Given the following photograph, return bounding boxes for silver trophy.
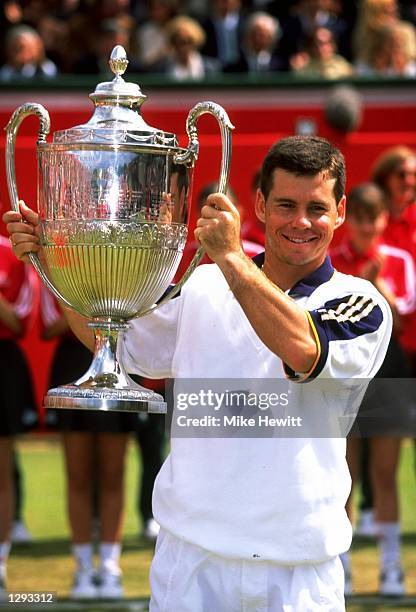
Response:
[6,46,233,413]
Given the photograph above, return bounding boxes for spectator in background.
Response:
[40,287,137,600]
[0,1,22,65]
[352,0,416,74]
[224,11,284,73]
[36,15,72,74]
[292,25,353,79]
[372,147,416,587]
[199,0,246,70]
[0,25,58,81]
[135,0,181,72]
[73,17,141,75]
[331,183,415,596]
[371,146,416,362]
[0,236,37,600]
[355,21,416,77]
[276,0,350,71]
[153,15,220,80]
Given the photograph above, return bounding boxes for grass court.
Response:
[3,436,416,611]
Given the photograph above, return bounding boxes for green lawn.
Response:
[10,435,154,600]
[6,435,416,609]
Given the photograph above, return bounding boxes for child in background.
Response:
[331,182,416,597]
[0,236,37,600]
[41,287,137,600]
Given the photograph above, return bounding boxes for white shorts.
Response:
[149,529,345,612]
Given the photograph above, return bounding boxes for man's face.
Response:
[347,211,388,252]
[386,156,416,213]
[256,168,345,276]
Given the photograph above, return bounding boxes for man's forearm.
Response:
[217,252,318,374]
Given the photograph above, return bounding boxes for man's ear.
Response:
[255,188,266,223]
[334,195,346,229]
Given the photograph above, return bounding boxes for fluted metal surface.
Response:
[42,220,186,318]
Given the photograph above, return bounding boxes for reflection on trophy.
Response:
[6,46,233,413]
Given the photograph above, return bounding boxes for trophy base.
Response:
[44,384,166,414]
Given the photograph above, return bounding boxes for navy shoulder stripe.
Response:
[293,294,385,382]
[314,294,383,341]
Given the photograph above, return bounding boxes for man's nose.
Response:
[292,212,312,228]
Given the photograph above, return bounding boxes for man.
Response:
[4,136,391,611]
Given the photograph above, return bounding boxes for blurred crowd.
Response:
[1,0,416,82]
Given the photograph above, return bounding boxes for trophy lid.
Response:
[53,46,177,147]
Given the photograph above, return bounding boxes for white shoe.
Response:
[11,521,33,545]
[355,510,377,538]
[380,565,405,597]
[97,567,124,599]
[143,518,160,541]
[70,568,98,600]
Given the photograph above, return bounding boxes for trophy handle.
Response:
[5,104,72,307]
[141,101,234,316]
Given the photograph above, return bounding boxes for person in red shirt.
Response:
[40,286,138,600]
[372,145,416,360]
[330,182,415,597]
[0,236,37,598]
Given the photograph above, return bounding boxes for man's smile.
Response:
[282,234,317,244]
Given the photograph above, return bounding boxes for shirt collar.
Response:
[252,252,334,298]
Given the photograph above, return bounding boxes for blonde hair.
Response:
[352,0,401,63]
[166,16,206,49]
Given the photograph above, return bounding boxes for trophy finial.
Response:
[109,45,129,77]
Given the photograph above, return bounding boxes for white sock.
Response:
[72,543,93,571]
[340,551,351,574]
[99,542,121,573]
[378,522,401,570]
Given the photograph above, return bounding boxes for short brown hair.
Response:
[347,182,386,220]
[260,135,346,203]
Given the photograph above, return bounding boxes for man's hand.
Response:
[2,201,41,263]
[194,193,243,264]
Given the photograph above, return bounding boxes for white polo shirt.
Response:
[123,255,392,565]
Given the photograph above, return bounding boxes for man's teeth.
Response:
[286,236,313,243]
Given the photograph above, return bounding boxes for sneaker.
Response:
[143,518,160,541]
[344,570,352,597]
[11,521,33,545]
[97,567,124,600]
[355,510,377,538]
[380,565,405,597]
[70,568,98,600]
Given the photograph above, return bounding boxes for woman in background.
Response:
[0,236,37,599]
[41,287,137,601]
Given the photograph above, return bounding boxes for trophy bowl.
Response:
[6,46,233,413]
